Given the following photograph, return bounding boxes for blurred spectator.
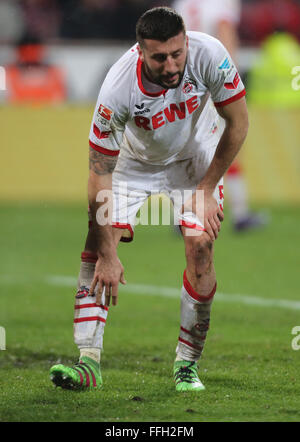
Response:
[59,0,171,40]
[239,0,300,45]
[0,0,25,43]
[2,0,300,44]
[247,31,300,108]
[173,0,268,232]
[5,34,66,104]
[21,0,62,41]
[173,0,241,60]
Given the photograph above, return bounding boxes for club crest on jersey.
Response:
[182,82,193,93]
[182,75,197,93]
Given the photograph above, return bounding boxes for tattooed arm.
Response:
[88,147,126,306]
[88,146,117,246]
[89,146,118,176]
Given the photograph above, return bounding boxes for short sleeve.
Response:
[89,69,128,156]
[203,38,246,107]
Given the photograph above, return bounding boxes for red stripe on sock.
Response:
[81,251,98,263]
[178,336,203,351]
[183,270,217,303]
[180,326,193,336]
[74,316,106,324]
[74,303,108,311]
[180,326,206,340]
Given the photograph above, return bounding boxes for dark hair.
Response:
[136,7,185,46]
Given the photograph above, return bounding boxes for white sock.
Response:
[80,347,101,364]
[175,271,216,362]
[74,253,108,353]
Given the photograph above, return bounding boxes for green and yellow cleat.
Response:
[174,360,205,392]
[50,356,102,391]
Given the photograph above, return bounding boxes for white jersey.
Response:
[172,0,241,36]
[89,31,245,166]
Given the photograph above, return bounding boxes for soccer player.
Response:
[50,7,248,391]
[172,0,267,231]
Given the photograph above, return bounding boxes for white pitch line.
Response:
[45,275,300,311]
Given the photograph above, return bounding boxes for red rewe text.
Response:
[134,95,199,131]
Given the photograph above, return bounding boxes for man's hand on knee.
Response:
[183,190,224,241]
[202,192,224,240]
[89,254,126,307]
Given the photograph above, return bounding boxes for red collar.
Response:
[136,58,166,98]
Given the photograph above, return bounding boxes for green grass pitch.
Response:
[0,202,300,422]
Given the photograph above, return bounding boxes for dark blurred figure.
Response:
[21,0,62,41]
[60,0,120,39]
[240,0,300,45]
[0,0,25,43]
[59,0,171,40]
[5,34,66,104]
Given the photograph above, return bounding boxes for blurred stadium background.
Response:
[0,0,299,203]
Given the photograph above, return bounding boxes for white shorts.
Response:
[111,147,224,242]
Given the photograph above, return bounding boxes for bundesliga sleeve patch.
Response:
[96,104,114,128]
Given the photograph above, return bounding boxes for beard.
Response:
[143,61,186,90]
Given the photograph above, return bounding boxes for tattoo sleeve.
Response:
[89,147,118,175]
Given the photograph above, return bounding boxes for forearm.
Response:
[88,174,116,258]
[88,147,118,258]
[87,147,125,306]
[198,98,249,193]
[197,121,248,192]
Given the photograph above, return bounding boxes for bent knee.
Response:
[185,233,214,269]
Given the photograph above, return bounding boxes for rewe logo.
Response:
[134,95,199,131]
